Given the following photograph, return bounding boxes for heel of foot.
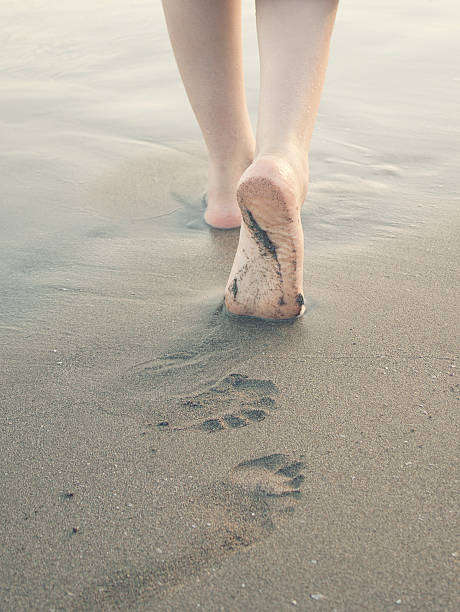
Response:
[203,193,242,230]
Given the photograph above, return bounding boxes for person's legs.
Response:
[162,0,255,229]
[225,0,339,318]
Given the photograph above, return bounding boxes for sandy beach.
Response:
[1,1,459,610]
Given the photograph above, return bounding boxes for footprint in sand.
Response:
[79,454,305,608]
[156,373,279,433]
[231,454,305,496]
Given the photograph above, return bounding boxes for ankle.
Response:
[207,157,253,204]
[209,150,253,178]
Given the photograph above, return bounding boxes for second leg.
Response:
[225,0,339,317]
[162,0,255,229]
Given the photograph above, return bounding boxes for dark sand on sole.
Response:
[1,1,459,610]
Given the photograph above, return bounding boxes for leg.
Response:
[225,0,339,318]
[162,0,255,229]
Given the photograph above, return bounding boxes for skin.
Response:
[161,0,255,229]
[162,0,339,318]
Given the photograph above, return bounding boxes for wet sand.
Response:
[1,1,459,610]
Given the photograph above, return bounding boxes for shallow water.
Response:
[2,0,459,255]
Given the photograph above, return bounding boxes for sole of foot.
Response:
[224,155,306,320]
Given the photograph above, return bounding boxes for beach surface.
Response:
[1,1,459,610]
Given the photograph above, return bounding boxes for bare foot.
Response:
[204,192,241,230]
[224,155,307,319]
[204,157,253,229]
